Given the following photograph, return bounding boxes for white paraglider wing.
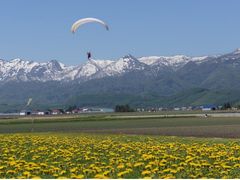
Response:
[71,18,109,33]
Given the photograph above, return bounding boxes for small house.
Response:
[20,110,31,116]
[51,109,63,115]
[37,111,45,115]
[174,107,180,111]
[202,105,217,111]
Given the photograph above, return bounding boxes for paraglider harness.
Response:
[87,52,91,60]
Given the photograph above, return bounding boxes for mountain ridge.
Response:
[0,51,218,82]
[1,48,240,111]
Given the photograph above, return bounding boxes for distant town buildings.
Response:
[19,103,238,116]
[135,104,233,112]
[201,105,217,111]
[19,107,108,116]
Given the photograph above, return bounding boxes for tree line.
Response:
[115,104,134,112]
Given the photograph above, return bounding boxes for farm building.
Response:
[201,105,217,111]
[31,110,51,115]
[19,110,31,116]
[51,109,63,115]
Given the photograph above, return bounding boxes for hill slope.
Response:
[1,49,240,111]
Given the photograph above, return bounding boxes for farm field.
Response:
[1,133,240,179]
[1,113,240,138]
[1,113,240,178]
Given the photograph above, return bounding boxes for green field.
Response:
[1,113,240,138]
[2,113,240,178]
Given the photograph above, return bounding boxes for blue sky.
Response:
[0,0,240,65]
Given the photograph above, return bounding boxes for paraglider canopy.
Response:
[71,17,109,33]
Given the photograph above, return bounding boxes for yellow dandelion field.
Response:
[1,133,240,178]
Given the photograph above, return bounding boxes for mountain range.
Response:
[1,48,240,112]
[0,53,210,82]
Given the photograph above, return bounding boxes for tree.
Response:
[222,102,231,110]
[66,105,77,112]
[115,104,134,112]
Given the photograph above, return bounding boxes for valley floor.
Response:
[1,112,240,138]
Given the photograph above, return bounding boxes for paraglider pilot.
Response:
[87,52,91,60]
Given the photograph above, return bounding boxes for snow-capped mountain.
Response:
[233,48,240,55]
[2,48,240,112]
[0,59,72,82]
[0,55,144,82]
[99,55,147,76]
[139,55,209,68]
[0,49,239,83]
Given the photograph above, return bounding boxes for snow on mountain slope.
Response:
[138,56,161,65]
[63,59,114,80]
[90,59,114,68]
[0,59,39,81]
[139,55,209,68]
[233,48,240,55]
[0,49,238,83]
[0,58,73,81]
[101,55,146,76]
[74,61,100,78]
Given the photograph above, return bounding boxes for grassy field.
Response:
[1,113,240,138]
[1,133,240,179]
